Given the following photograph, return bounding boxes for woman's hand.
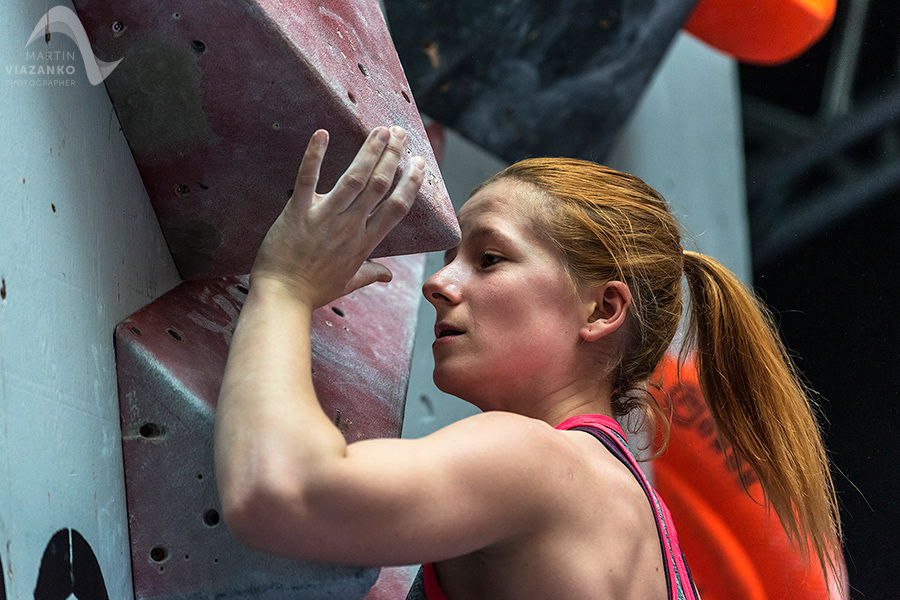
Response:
[250,126,425,309]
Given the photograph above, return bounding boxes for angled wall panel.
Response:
[114,255,425,600]
[73,0,459,279]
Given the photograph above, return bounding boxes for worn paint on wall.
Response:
[0,2,182,598]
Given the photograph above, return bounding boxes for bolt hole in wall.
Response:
[150,546,168,563]
[191,40,206,53]
[139,423,161,439]
[129,325,141,336]
[235,284,249,295]
[111,21,126,37]
[401,90,411,103]
[358,63,369,77]
[203,509,221,527]
[174,184,191,197]
[331,306,344,317]
[166,328,184,341]
[348,91,357,104]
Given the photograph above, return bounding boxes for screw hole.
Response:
[130,326,142,336]
[358,63,369,77]
[166,328,184,342]
[197,473,204,480]
[401,90,411,103]
[191,40,206,53]
[139,423,161,439]
[150,546,168,562]
[236,284,249,295]
[203,509,221,527]
[331,306,345,317]
[173,12,181,19]
[111,21,126,36]
[348,91,357,104]
[272,122,281,130]
[174,184,191,197]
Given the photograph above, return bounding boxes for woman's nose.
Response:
[422,264,462,306]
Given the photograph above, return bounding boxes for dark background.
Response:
[743,1,900,596]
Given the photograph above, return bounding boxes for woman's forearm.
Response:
[214,277,348,535]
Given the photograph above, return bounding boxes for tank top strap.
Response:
[558,415,701,600]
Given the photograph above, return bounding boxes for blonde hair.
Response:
[476,157,842,582]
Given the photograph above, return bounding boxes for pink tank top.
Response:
[406,414,700,600]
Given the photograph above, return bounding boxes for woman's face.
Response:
[422,179,589,411]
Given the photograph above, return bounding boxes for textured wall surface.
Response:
[385,0,701,163]
[0,2,182,599]
[71,0,459,280]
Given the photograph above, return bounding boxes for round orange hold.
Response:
[683,0,837,65]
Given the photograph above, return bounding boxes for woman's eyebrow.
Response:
[464,225,513,246]
[445,225,516,264]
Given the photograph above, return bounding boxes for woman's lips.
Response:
[434,322,465,339]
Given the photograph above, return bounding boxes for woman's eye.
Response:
[481,253,504,268]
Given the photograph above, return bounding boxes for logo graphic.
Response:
[25,6,122,85]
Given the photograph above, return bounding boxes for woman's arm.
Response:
[213,128,577,566]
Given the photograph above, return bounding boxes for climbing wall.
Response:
[73,1,452,597]
[115,257,424,599]
[72,0,459,280]
[383,0,700,163]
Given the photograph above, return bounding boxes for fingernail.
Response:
[412,156,425,170]
[390,125,406,139]
[375,127,391,142]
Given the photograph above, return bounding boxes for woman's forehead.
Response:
[458,179,540,229]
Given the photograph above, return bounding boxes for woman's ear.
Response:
[579,281,631,342]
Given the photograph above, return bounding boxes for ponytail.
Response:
[480,157,842,583]
[680,250,842,581]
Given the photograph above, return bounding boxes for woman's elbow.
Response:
[219,479,304,553]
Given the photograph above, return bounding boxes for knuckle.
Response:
[385,143,404,159]
[296,174,318,188]
[388,195,413,216]
[370,175,393,195]
[342,172,367,191]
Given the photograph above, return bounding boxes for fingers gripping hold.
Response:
[366,156,425,239]
[254,127,426,308]
[292,129,329,210]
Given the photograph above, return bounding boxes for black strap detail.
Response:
[405,565,427,600]
[570,425,676,600]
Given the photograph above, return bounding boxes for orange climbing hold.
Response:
[650,354,847,600]
[684,0,837,65]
